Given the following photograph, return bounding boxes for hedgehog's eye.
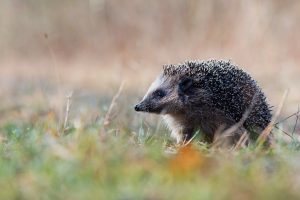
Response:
[153,89,166,99]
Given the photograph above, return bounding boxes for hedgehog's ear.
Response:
[178,78,193,94]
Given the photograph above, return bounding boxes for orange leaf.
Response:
[169,144,205,175]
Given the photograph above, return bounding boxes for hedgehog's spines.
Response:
[163,59,235,77]
[162,59,272,134]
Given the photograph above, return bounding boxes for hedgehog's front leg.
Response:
[171,129,184,144]
[163,114,196,144]
[171,127,194,144]
[170,125,195,144]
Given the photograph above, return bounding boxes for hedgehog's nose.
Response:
[134,104,141,111]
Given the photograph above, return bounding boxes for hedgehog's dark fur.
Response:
[163,60,272,140]
[135,59,272,145]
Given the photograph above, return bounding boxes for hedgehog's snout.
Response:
[135,99,156,113]
[134,103,142,112]
[134,102,147,112]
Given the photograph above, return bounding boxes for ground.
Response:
[0,60,300,200]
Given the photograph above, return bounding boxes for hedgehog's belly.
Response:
[162,111,242,144]
[162,114,221,144]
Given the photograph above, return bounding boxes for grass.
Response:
[0,79,300,200]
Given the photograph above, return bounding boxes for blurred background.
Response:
[0,0,299,132]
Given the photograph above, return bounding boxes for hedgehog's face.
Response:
[134,75,193,115]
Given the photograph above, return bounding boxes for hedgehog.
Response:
[134,60,272,145]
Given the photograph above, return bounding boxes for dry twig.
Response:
[99,81,125,140]
[62,91,73,134]
[274,109,300,126]
[257,90,289,146]
[232,132,249,151]
[292,105,300,136]
[103,81,125,127]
